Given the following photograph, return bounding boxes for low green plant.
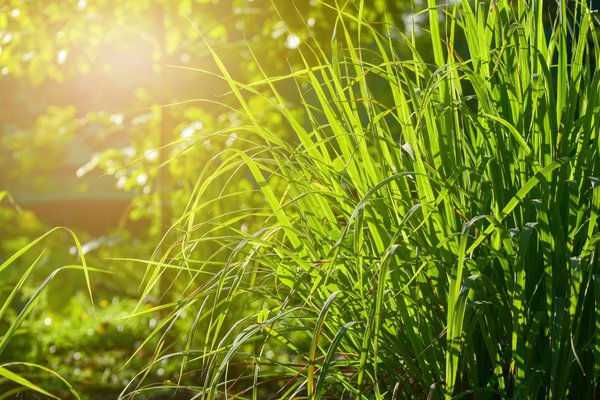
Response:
[134,0,600,399]
[0,199,203,399]
[0,225,94,399]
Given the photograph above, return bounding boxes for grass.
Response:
[137,0,600,398]
[0,226,97,399]
[4,0,600,398]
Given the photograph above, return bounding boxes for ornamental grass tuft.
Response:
[138,1,600,398]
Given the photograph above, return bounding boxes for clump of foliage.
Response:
[138,0,600,399]
[4,293,193,399]
[0,198,204,399]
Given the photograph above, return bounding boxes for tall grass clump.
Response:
[139,0,600,398]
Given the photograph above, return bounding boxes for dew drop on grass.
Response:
[44,317,52,326]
